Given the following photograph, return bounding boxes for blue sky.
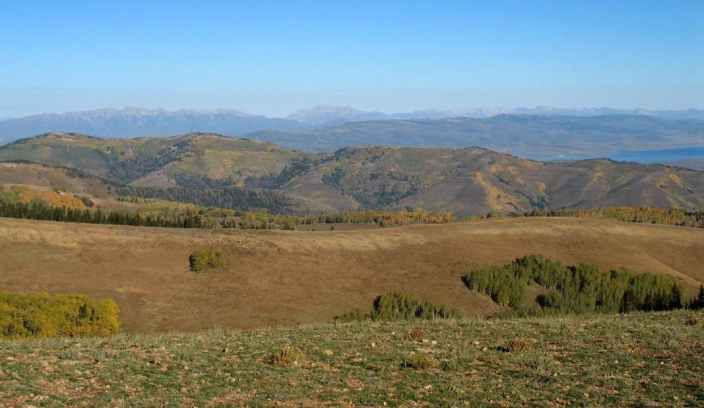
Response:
[0,1,702,117]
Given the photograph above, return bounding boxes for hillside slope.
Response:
[0,217,702,332]
[0,132,306,187]
[0,161,116,198]
[275,147,704,215]
[2,134,704,215]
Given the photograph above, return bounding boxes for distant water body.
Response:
[610,147,704,163]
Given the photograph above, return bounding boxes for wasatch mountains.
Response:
[0,108,306,145]
[1,107,704,160]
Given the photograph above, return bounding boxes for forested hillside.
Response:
[1,133,703,215]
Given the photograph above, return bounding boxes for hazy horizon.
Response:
[2,104,704,122]
[2,1,702,118]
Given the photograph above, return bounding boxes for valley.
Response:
[1,216,702,332]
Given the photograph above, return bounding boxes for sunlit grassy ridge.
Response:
[1,311,702,406]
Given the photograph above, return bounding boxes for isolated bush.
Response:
[0,293,120,338]
[497,339,531,353]
[267,345,306,367]
[400,352,438,370]
[407,327,425,341]
[371,293,459,320]
[335,293,460,322]
[189,248,224,272]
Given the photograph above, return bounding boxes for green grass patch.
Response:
[0,311,702,405]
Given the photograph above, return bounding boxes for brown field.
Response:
[0,217,703,333]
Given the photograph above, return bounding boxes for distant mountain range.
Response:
[287,105,460,126]
[251,114,704,160]
[288,105,704,125]
[1,132,703,215]
[0,108,306,145]
[1,107,704,162]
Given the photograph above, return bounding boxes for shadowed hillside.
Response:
[0,217,702,332]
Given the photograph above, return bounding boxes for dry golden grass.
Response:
[0,216,702,332]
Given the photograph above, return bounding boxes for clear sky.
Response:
[1,0,702,117]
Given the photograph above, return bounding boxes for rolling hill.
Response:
[0,161,117,198]
[1,132,704,215]
[0,132,306,187]
[271,146,704,214]
[0,216,702,332]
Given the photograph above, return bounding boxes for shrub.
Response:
[370,293,460,321]
[400,352,438,370]
[189,248,224,272]
[335,293,460,322]
[497,339,531,353]
[267,345,306,367]
[0,293,120,338]
[407,327,425,341]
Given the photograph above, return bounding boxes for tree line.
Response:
[525,207,704,228]
[463,255,693,315]
[0,198,454,230]
[0,200,208,228]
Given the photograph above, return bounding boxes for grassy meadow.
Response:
[1,310,703,407]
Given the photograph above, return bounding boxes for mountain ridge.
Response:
[2,108,704,161]
[1,132,702,215]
